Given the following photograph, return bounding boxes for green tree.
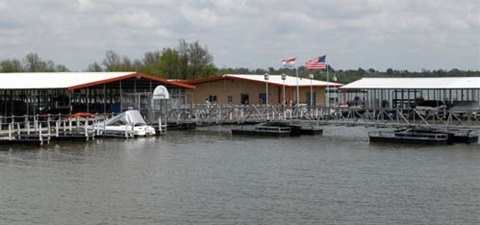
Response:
[140,51,162,76]
[55,64,70,72]
[159,48,180,79]
[0,59,23,72]
[45,60,56,72]
[178,39,189,79]
[102,50,122,71]
[86,62,103,72]
[120,56,134,71]
[24,53,46,72]
[188,41,214,79]
[386,68,394,75]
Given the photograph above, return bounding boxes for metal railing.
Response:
[165,104,480,129]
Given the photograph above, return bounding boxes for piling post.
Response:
[47,120,51,137]
[26,121,31,135]
[158,117,162,134]
[63,119,66,134]
[76,116,80,129]
[85,117,89,141]
[56,120,60,137]
[8,123,12,140]
[39,123,44,146]
[34,115,38,131]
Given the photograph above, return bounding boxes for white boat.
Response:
[93,110,156,137]
[415,100,447,117]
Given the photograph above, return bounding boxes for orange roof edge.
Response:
[184,75,225,84]
[68,72,196,90]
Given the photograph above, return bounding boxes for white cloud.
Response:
[76,0,94,11]
[108,8,159,29]
[0,0,478,71]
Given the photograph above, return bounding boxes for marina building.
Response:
[183,74,343,106]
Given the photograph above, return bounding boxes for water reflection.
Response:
[0,126,479,225]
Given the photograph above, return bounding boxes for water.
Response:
[1,126,479,225]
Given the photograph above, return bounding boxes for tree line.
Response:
[1,39,479,84]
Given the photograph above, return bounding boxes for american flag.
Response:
[305,55,327,70]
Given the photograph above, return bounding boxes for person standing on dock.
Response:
[204,98,210,107]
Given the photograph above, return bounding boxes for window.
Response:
[208,95,217,103]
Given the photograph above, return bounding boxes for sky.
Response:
[0,0,479,72]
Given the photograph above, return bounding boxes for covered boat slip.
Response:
[0,72,194,123]
[0,72,194,144]
[339,77,480,124]
[340,77,480,109]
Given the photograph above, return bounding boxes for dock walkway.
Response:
[1,105,479,145]
[166,104,480,129]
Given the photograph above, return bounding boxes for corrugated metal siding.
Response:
[341,77,480,89]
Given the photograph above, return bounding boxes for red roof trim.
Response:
[224,75,344,87]
[183,74,343,87]
[184,75,225,84]
[67,72,196,90]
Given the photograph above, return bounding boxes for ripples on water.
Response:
[0,125,479,225]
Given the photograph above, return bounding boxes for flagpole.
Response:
[326,55,329,107]
[296,66,299,105]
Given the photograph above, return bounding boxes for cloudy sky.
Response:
[1,0,479,72]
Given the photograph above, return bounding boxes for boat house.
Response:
[0,72,195,123]
[340,77,480,115]
[183,74,343,106]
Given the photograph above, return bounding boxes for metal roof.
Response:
[340,77,480,89]
[224,74,343,87]
[0,72,195,90]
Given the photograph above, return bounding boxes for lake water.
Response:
[1,125,479,225]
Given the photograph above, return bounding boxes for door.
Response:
[258,93,266,105]
[241,94,250,105]
[306,92,316,106]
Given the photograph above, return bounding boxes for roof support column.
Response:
[68,91,72,114]
[103,84,107,114]
[86,88,90,113]
[119,81,123,112]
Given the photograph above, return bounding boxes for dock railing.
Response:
[165,104,480,129]
[0,113,99,144]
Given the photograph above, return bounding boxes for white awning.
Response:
[340,77,480,89]
[0,72,195,90]
[0,72,133,89]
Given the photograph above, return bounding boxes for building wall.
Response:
[186,78,326,106]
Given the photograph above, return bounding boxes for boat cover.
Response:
[96,110,147,127]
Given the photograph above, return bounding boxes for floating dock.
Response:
[231,125,292,137]
[369,127,479,145]
[369,130,449,145]
[231,121,323,137]
[299,125,323,135]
